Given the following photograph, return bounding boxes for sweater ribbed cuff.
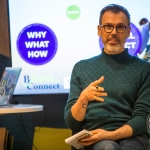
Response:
[65,109,83,131]
[126,116,147,136]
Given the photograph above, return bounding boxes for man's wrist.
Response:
[82,103,87,108]
[79,95,89,108]
[107,125,133,140]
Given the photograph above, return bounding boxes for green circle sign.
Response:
[66,5,80,20]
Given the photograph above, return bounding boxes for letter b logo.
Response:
[24,75,30,83]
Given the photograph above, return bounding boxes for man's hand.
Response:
[71,76,107,121]
[78,129,110,146]
[79,76,107,103]
[78,125,133,146]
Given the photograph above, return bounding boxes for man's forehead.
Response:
[101,11,128,24]
[102,11,126,17]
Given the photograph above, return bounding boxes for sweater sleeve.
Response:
[126,67,150,136]
[64,61,84,131]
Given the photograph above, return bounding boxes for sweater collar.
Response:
[100,48,132,62]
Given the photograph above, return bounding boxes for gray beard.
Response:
[105,43,124,53]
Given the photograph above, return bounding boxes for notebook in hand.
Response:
[0,67,22,106]
[65,129,93,149]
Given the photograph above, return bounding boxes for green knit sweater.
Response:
[64,49,150,142]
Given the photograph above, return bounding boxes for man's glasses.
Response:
[99,24,130,33]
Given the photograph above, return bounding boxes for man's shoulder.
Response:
[72,55,101,71]
[76,55,100,64]
[133,56,150,70]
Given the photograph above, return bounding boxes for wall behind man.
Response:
[0,0,11,76]
[0,0,69,150]
[0,0,10,57]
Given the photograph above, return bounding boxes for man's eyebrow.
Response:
[103,23,127,26]
[116,23,127,26]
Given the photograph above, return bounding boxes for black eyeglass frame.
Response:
[99,24,130,33]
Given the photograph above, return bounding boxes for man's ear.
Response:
[97,25,101,36]
[127,26,131,38]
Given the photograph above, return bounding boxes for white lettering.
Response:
[34,51,40,58]
[27,31,47,39]
[28,50,48,58]
[25,41,50,48]
[33,41,40,48]
[125,42,136,49]
[39,50,48,57]
[128,32,135,39]
[27,32,36,38]
[41,31,47,38]
[25,41,34,48]
[44,41,50,47]
[35,32,41,38]
[130,42,136,49]
[28,51,34,58]
[67,11,79,14]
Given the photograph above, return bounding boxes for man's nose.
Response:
[111,27,117,34]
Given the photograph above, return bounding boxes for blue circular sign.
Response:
[99,22,142,56]
[17,23,58,65]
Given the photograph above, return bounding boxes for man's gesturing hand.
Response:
[79,76,107,103]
